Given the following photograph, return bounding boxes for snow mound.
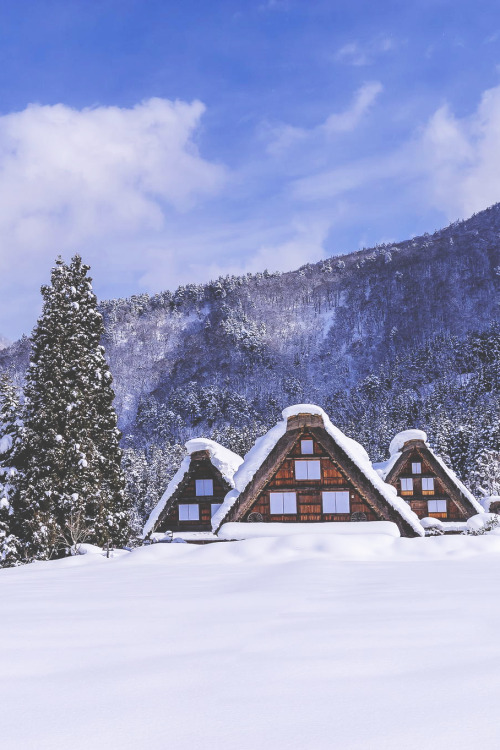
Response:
[218,521,401,540]
[466,513,500,533]
[389,429,427,456]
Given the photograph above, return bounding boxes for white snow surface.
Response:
[218,521,401,539]
[388,428,428,456]
[3,535,500,749]
[213,404,423,535]
[143,438,242,537]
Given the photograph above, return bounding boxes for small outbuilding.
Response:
[374,429,483,521]
[143,438,243,536]
[212,405,424,538]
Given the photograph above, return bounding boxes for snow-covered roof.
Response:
[432,453,484,514]
[389,429,428,457]
[212,404,424,536]
[143,438,243,537]
[378,430,483,515]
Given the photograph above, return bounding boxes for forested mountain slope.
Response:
[2,203,500,522]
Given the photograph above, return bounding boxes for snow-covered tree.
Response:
[19,256,131,560]
[0,373,23,566]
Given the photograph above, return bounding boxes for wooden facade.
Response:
[216,412,421,537]
[154,450,232,533]
[383,438,479,521]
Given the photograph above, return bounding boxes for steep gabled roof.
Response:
[374,429,483,516]
[143,438,243,537]
[212,405,424,537]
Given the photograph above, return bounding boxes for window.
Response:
[179,504,199,521]
[211,503,222,517]
[269,492,297,514]
[195,479,213,496]
[428,499,446,514]
[401,478,413,495]
[422,477,435,494]
[300,439,314,455]
[294,460,321,480]
[412,462,422,474]
[322,491,350,514]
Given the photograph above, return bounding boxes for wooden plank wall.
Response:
[391,449,465,520]
[244,431,378,522]
[156,455,230,532]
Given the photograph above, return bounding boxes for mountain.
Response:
[1,203,500,521]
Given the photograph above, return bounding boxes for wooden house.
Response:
[374,429,483,522]
[143,438,243,536]
[212,405,424,538]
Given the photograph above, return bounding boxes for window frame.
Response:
[422,477,435,495]
[322,491,350,514]
[300,439,314,455]
[269,491,297,515]
[400,477,414,495]
[195,478,214,497]
[294,459,321,480]
[178,503,200,521]
[411,462,422,474]
[428,499,446,515]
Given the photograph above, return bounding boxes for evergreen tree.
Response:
[0,373,23,566]
[19,256,131,559]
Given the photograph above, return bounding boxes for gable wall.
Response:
[156,457,230,532]
[243,431,378,522]
[390,447,466,520]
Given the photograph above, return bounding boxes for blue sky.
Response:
[2,0,500,339]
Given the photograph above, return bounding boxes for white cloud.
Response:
[418,86,500,218]
[335,37,396,66]
[322,82,383,134]
[0,98,226,334]
[267,82,383,154]
[0,98,224,270]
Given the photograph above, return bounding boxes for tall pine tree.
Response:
[0,373,23,566]
[19,256,131,559]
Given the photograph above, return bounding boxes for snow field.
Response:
[1,535,500,749]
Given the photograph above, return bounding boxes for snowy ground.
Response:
[1,534,500,749]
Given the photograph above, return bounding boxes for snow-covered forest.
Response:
[1,203,500,529]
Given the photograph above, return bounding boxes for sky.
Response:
[2,0,500,339]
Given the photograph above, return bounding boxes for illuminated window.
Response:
[401,478,413,495]
[269,492,297,514]
[428,499,446,514]
[195,479,213,496]
[179,504,199,521]
[422,477,435,495]
[294,460,321,480]
[412,462,422,474]
[322,491,350,514]
[301,439,314,455]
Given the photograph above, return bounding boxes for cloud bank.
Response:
[2,84,500,339]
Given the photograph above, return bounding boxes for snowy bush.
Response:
[420,517,444,536]
[463,513,500,536]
